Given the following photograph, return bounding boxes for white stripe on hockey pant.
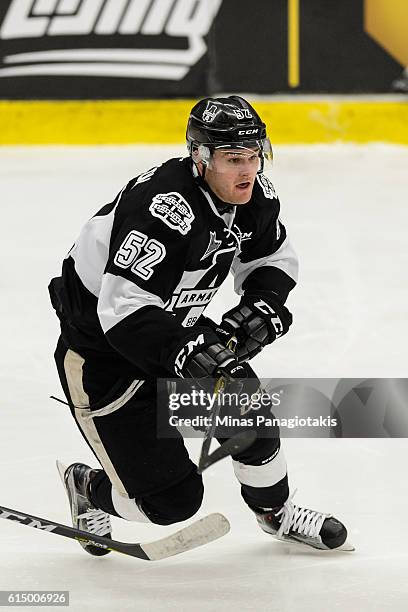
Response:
[63,348,129,498]
[64,349,89,408]
[232,447,287,488]
[74,406,129,498]
[81,379,145,419]
[111,487,152,523]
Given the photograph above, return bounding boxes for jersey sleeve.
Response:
[96,186,197,377]
[231,177,299,304]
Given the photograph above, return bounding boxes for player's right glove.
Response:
[168,328,263,418]
[170,328,246,381]
[220,291,292,362]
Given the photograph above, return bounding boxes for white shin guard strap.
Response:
[232,447,287,487]
[111,487,151,523]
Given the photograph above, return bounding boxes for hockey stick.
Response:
[197,430,257,474]
[0,505,230,561]
[197,337,257,474]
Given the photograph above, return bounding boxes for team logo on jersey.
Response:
[257,174,278,200]
[201,231,222,260]
[149,192,194,235]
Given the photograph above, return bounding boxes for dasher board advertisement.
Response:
[0,0,403,98]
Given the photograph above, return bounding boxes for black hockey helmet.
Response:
[186,95,272,171]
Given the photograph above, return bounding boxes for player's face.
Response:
[203,148,259,205]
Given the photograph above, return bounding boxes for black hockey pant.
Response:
[54,336,289,525]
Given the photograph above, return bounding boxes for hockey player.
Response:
[49,96,348,555]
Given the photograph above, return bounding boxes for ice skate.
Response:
[254,491,354,551]
[56,460,112,556]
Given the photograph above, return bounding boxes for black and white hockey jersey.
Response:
[49,157,298,379]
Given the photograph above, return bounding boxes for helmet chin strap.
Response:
[192,160,235,212]
[192,158,207,183]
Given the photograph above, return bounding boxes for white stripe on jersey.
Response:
[97,272,164,333]
[231,236,299,295]
[68,188,125,297]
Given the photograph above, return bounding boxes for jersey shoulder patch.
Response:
[149,191,195,235]
[256,174,278,200]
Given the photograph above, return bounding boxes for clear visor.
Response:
[193,138,273,174]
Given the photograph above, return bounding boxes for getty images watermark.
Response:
[166,387,336,430]
[157,378,408,438]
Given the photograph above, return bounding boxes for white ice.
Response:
[0,144,407,611]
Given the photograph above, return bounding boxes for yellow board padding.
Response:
[0,99,408,145]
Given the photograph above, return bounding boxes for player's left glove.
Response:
[220,292,292,362]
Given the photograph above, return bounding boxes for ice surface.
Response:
[0,144,407,611]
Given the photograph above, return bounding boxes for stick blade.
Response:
[140,513,230,561]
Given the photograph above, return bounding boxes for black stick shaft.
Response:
[0,505,147,558]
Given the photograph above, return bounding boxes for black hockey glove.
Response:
[169,329,263,418]
[170,328,247,381]
[220,292,293,362]
[197,315,233,346]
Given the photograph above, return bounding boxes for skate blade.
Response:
[336,541,355,552]
[56,460,67,484]
[279,534,355,552]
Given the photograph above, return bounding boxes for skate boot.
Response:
[57,461,112,556]
[254,491,352,551]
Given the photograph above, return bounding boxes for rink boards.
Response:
[1,98,408,145]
